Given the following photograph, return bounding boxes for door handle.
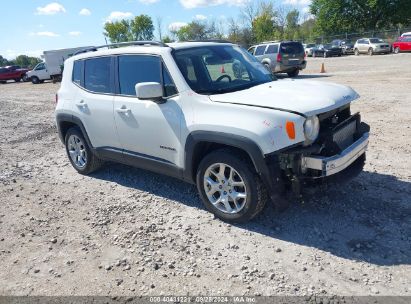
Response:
[116,107,130,114]
[75,100,86,107]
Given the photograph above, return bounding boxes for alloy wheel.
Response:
[67,135,87,169]
[203,163,247,214]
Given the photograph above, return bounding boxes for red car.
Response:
[392,37,411,53]
[0,66,29,83]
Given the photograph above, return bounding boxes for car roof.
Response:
[69,41,234,61]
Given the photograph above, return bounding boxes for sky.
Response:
[0,0,312,60]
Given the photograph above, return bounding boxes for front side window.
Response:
[35,63,45,71]
[84,57,111,94]
[118,55,177,97]
[174,45,274,95]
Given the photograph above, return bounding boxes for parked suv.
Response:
[56,41,370,223]
[354,38,390,55]
[248,41,306,77]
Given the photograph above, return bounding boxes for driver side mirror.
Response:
[135,82,164,103]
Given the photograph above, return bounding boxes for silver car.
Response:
[248,41,307,77]
[354,38,391,55]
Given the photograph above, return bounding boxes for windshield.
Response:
[173,45,275,95]
[370,38,384,43]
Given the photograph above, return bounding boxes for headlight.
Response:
[303,115,320,145]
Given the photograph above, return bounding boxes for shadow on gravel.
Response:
[93,165,410,267]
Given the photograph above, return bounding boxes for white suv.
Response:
[56,41,370,223]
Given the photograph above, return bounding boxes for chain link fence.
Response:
[308,26,411,44]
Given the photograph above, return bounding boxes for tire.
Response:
[368,48,373,56]
[64,127,103,175]
[354,49,359,56]
[196,149,268,223]
[312,52,316,58]
[323,52,328,58]
[263,63,271,73]
[22,74,29,82]
[31,76,40,84]
[287,69,299,77]
[394,47,400,54]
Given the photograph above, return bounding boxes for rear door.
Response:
[279,42,304,66]
[264,44,279,68]
[71,57,120,150]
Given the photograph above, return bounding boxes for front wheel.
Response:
[65,127,103,175]
[196,149,267,223]
[368,48,374,56]
[31,76,40,84]
[354,49,360,56]
[394,47,400,54]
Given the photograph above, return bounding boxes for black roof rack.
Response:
[73,41,168,56]
[184,39,232,44]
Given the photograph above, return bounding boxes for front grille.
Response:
[333,120,356,150]
[315,106,362,156]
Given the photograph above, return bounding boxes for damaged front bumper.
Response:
[301,132,369,177]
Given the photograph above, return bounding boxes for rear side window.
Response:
[84,57,111,94]
[72,61,82,86]
[118,55,177,97]
[280,42,304,54]
[254,45,267,56]
[265,44,279,54]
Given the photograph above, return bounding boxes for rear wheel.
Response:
[65,127,103,175]
[394,47,400,54]
[354,49,360,56]
[287,69,300,77]
[31,76,40,84]
[196,149,267,223]
[368,48,374,56]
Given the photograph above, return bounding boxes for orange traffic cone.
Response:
[320,62,326,73]
[221,65,225,73]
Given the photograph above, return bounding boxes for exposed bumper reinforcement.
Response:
[301,132,369,177]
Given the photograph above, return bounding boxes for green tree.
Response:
[173,21,210,41]
[0,55,9,66]
[161,36,173,43]
[130,14,154,41]
[104,19,131,43]
[103,15,154,43]
[252,10,276,42]
[311,0,411,35]
[284,9,300,40]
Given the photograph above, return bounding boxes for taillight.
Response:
[276,53,282,62]
[55,93,58,104]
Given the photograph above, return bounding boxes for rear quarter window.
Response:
[72,61,83,86]
[265,44,279,54]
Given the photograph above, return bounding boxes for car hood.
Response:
[208,79,359,117]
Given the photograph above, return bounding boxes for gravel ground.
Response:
[0,53,410,297]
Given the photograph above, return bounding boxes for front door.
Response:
[113,54,181,166]
[33,63,50,80]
